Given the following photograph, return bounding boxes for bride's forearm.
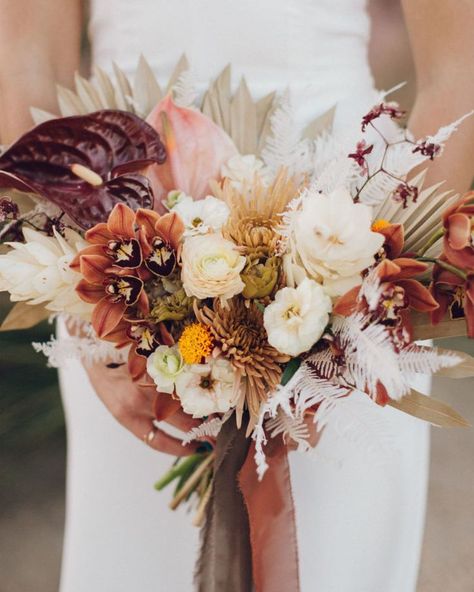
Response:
[408,86,474,194]
[402,0,474,195]
[0,0,82,144]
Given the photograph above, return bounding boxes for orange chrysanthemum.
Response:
[178,323,214,364]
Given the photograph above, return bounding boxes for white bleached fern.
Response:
[398,345,461,375]
[181,413,231,445]
[32,332,127,368]
[261,90,311,175]
[333,313,406,400]
[265,409,310,451]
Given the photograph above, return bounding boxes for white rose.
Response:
[264,278,332,356]
[0,226,92,319]
[181,234,245,302]
[291,187,384,295]
[172,195,230,236]
[147,346,184,394]
[175,357,236,418]
[221,154,270,190]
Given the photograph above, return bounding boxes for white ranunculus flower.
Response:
[221,154,270,190]
[290,187,384,295]
[147,345,184,394]
[172,195,230,236]
[175,357,236,418]
[0,226,93,319]
[181,234,245,302]
[264,278,332,356]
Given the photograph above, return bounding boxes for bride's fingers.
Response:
[132,415,199,456]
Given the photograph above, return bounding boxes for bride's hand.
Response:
[84,360,202,456]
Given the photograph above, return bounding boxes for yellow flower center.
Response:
[178,323,214,364]
[371,219,390,232]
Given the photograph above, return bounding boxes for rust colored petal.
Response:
[70,244,105,271]
[333,285,361,316]
[75,279,104,303]
[379,223,404,259]
[155,211,185,252]
[375,258,402,281]
[100,320,130,346]
[92,298,127,338]
[80,254,111,284]
[106,203,136,238]
[153,392,182,421]
[447,212,471,250]
[398,279,439,312]
[85,222,114,245]
[393,257,429,279]
[128,348,148,381]
[465,278,474,338]
[136,208,161,237]
[443,236,474,270]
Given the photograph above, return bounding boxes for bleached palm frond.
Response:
[181,413,231,445]
[262,90,311,175]
[173,69,198,108]
[333,313,406,400]
[398,345,461,375]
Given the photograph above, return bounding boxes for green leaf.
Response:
[281,357,301,386]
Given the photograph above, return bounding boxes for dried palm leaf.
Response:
[388,389,470,428]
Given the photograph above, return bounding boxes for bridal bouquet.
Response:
[1,58,473,591]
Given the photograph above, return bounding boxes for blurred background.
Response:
[0,1,473,591]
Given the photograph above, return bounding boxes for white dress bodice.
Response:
[89,0,374,126]
[58,4,429,592]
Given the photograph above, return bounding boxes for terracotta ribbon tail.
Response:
[239,436,301,592]
[195,417,254,592]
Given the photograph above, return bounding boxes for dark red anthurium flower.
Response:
[0,111,166,229]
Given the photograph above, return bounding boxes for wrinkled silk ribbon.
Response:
[195,418,300,592]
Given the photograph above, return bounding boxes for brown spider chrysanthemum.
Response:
[212,169,302,259]
[195,298,290,423]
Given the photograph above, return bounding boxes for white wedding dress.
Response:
[58,1,430,590]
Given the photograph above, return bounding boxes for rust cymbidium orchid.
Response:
[72,202,185,346]
[334,222,439,318]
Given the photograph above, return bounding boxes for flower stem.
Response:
[416,256,467,280]
[193,478,213,527]
[418,227,445,256]
[169,452,215,510]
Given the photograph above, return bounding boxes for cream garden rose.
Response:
[146,346,184,394]
[290,187,384,295]
[221,154,270,190]
[181,234,245,301]
[175,357,236,418]
[0,226,92,319]
[263,278,332,356]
